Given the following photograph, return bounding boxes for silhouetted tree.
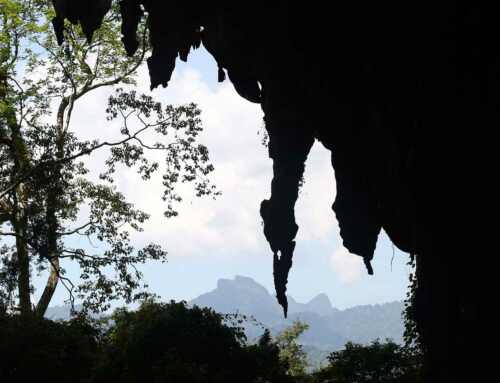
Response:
[96,300,292,383]
[0,0,217,316]
[244,329,295,383]
[0,310,102,382]
[313,339,423,383]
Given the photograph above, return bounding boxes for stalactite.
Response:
[50,3,492,381]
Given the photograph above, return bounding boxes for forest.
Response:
[1,300,424,382]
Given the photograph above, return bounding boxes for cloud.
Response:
[330,247,364,283]
[295,143,338,242]
[67,62,341,259]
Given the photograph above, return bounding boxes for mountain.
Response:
[193,276,280,325]
[190,276,404,353]
[301,293,335,317]
[46,275,405,366]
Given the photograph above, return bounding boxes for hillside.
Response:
[47,275,405,367]
[190,276,404,351]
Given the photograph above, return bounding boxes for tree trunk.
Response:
[35,255,59,317]
[34,98,69,316]
[3,70,33,316]
[35,176,62,317]
[13,210,31,316]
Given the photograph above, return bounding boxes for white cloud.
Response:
[330,247,364,283]
[67,62,341,259]
[295,143,338,242]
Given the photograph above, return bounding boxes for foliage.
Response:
[275,320,310,377]
[0,301,423,383]
[99,300,244,382]
[95,300,291,383]
[0,311,103,382]
[313,339,423,383]
[244,329,295,383]
[403,255,422,349]
[0,0,217,316]
[0,301,288,382]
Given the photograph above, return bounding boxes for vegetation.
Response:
[275,320,310,377]
[0,301,423,383]
[102,301,248,382]
[312,340,423,383]
[101,301,295,383]
[0,301,294,383]
[403,255,422,349]
[0,0,217,316]
[0,312,100,382]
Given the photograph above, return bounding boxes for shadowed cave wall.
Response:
[52,1,492,381]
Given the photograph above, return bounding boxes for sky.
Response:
[34,47,412,310]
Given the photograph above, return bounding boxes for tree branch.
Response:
[74,25,148,101]
[0,136,12,148]
[56,221,94,236]
[0,231,18,237]
[0,123,150,199]
[61,249,106,262]
[33,38,77,94]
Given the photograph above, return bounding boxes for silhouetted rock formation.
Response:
[51,2,490,381]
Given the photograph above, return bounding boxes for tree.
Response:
[275,320,310,377]
[244,329,294,383]
[1,300,294,382]
[313,339,423,383]
[0,0,217,316]
[0,310,102,382]
[97,300,293,383]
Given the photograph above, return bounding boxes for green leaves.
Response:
[276,320,310,376]
[104,88,219,218]
[0,1,216,316]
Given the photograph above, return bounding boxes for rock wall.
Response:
[52,2,492,381]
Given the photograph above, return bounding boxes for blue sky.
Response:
[34,47,412,310]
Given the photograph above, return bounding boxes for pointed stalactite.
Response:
[147,49,177,90]
[227,69,261,103]
[260,115,314,317]
[261,198,297,317]
[52,0,112,45]
[272,241,295,318]
[80,0,112,43]
[51,16,65,46]
[364,258,374,275]
[119,0,144,56]
[179,45,191,62]
[218,66,226,82]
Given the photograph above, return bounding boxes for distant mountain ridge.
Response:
[190,276,404,352]
[46,275,404,366]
